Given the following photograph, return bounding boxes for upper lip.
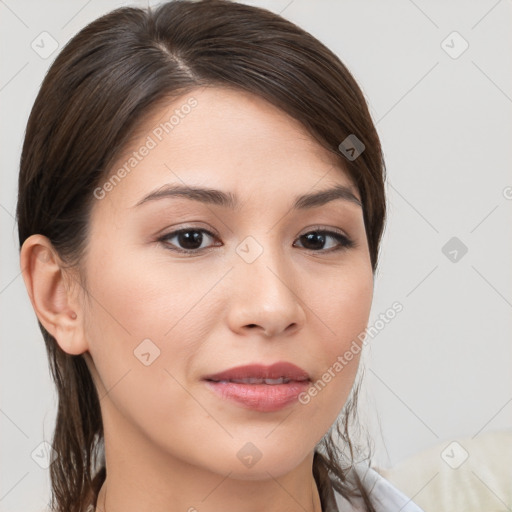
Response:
[203,362,310,382]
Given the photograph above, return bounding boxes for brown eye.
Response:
[294,230,355,252]
[159,228,218,253]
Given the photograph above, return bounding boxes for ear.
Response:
[20,234,89,355]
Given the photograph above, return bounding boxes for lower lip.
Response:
[204,380,311,412]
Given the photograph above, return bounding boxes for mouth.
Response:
[202,362,311,412]
[206,377,306,384]
[203,361,311,383]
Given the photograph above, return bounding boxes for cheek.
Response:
[80,242,175,386]
[299,263,373,414]
[84,238,195,342]
[307,260,374,350]
[81,236,225,405]
[81,251,209,443]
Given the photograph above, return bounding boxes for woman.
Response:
[17,1,424,511]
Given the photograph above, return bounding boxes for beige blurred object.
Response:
[374,429,512,512]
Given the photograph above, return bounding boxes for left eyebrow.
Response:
[133,183,362,209]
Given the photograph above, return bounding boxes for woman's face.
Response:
[79,86,374,479]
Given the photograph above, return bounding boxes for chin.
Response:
[224,462,301,481]
[223,444,310,481]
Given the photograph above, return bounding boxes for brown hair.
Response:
[16,1,386,511]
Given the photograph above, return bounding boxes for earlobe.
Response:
[20,234,88,355]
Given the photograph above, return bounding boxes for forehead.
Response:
[99,86,357,210]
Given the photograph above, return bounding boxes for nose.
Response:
[226,243,307,339]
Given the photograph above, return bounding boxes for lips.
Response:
[203,362,310,383]
[203,362,311,412]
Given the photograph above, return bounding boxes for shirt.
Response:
[316,463,425,512]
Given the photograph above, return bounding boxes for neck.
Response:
[96,462,323,512]
[94,409,324,512]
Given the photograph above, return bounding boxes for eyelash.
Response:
[157,226,356,254]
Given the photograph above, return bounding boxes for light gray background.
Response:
[1,1,511,511]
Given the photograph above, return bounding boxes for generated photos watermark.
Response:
[298,301,403,404]
[93,96,198,200]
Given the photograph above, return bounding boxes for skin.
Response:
[21,86,374,512]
